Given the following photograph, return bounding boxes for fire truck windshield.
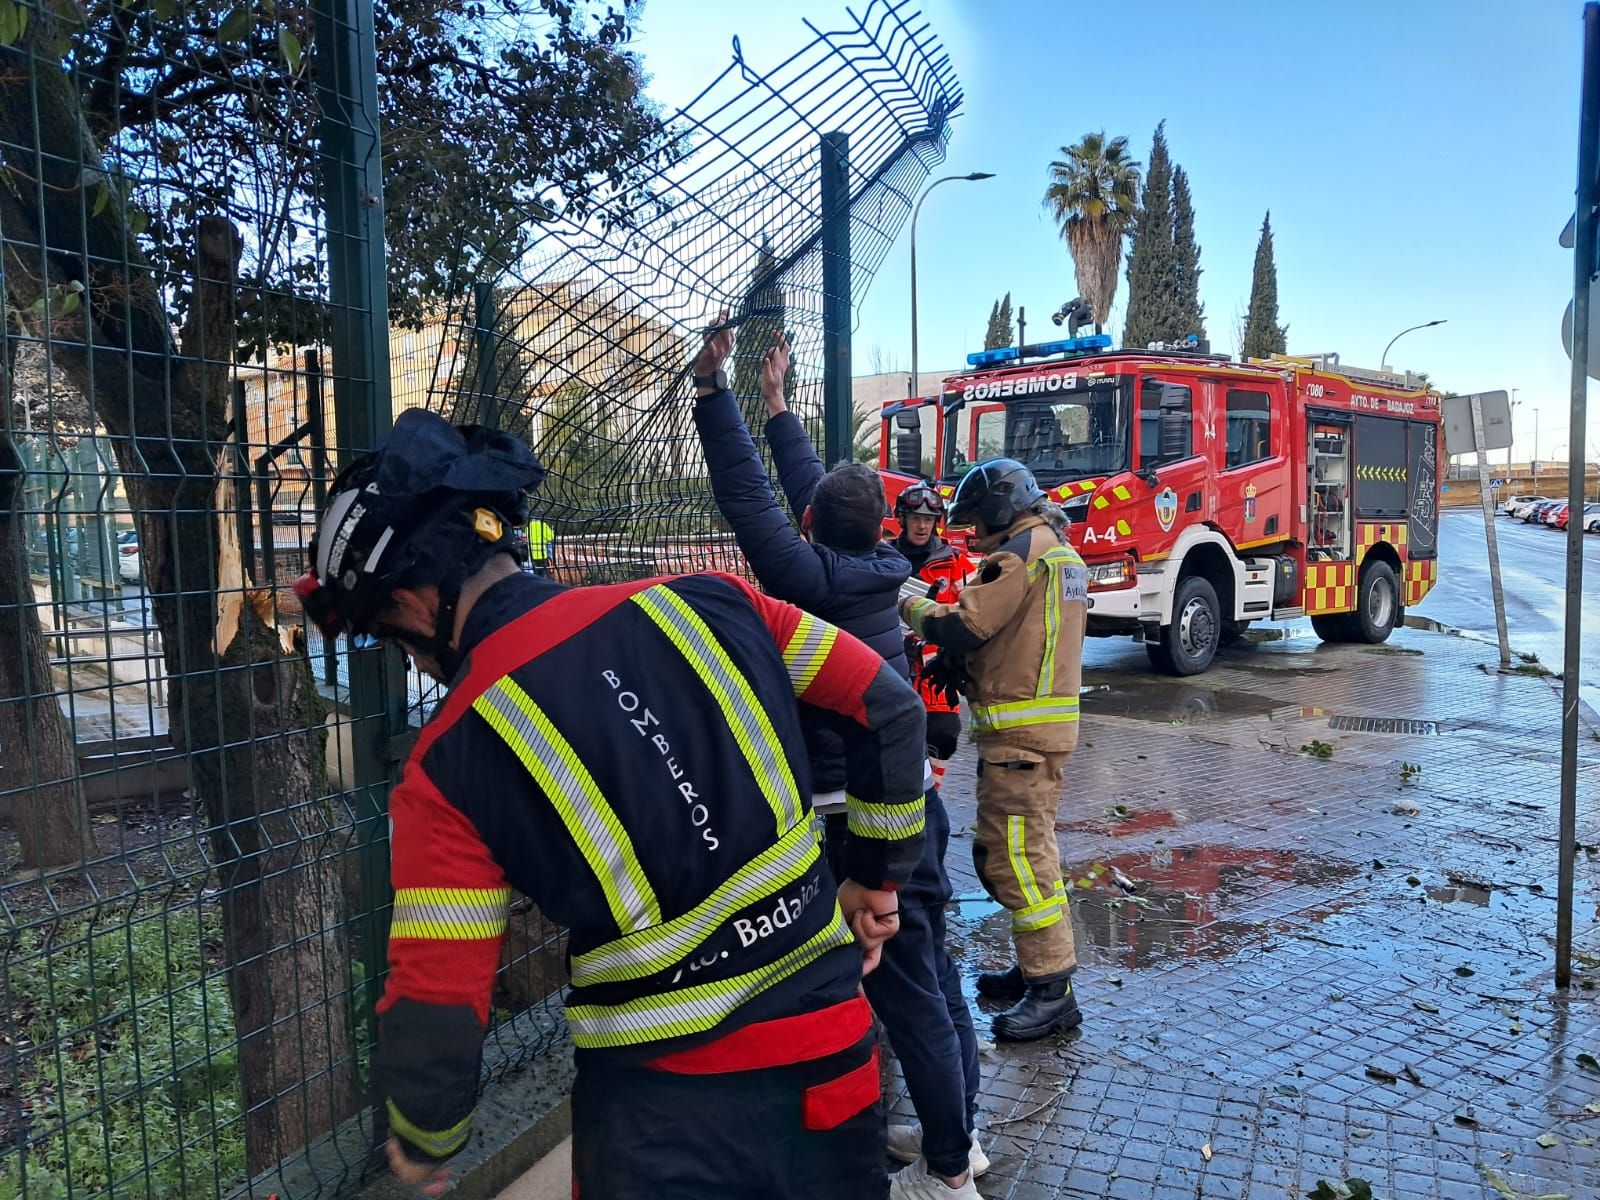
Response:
[954,380,1130,486]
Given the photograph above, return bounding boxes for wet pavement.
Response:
[1426,508,1600,713]
[896,620,1600,1200]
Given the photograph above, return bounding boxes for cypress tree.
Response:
[1122,121,1176,348]
[1241,212,1287,359]
[983,292,1014,349]
[1171,165,1205,339]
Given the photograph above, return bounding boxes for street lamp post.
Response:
[910,172,995,397]
[1379,319,1446,373]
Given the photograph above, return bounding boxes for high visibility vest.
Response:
[525,518,553,561]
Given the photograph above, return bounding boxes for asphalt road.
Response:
[1421,506,1600,710]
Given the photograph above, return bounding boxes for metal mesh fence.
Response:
[427,4,960,580]
[0,2,958,1197]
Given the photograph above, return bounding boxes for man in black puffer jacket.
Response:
[692,321,985,1199]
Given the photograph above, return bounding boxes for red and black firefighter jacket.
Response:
[896,534,974,719]
[372,569,928,1163]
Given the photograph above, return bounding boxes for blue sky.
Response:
[634,0,1594,465]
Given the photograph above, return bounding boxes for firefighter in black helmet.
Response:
[297,408,927,1199]
[900,458,1088,1042]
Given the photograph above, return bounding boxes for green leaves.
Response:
[217,5,252,43]
[1308,1179,1374,1200]
[0,0,29,47]
[278,26,303,72]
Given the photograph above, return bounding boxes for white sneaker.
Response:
[884,1125,990,1177]
[889,1158,981,1200]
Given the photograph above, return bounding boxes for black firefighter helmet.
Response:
[295,408,546,655]
[947,457,1046,531]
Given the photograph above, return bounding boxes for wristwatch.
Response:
[693,367,728,392]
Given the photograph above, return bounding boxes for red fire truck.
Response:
[879,336,1443,675]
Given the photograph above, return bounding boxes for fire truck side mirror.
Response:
[893,411,922,430]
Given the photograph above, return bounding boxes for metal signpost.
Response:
[1442,390,1513,670]
[1556,2,1599,991]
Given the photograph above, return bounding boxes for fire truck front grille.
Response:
[1327,716,1440,736]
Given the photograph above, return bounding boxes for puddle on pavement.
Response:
[946,846,1360,979]
[1079,677,1284,724]
[1426,883,1512,910]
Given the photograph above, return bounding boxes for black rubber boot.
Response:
[975,963,1027,1001]
[992,977,1082,1042]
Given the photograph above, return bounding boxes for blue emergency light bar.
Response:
[965,333,1111,367]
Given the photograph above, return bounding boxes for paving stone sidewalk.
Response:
[911,622,1600,1200]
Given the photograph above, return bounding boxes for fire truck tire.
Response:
[1310,613,1352,642]
[1146,576,1221,676]
[1350,560,1401,644]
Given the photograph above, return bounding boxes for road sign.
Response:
[1561,301,1600,382]
[1442,390,1511,456]
[1490,477,1507,487]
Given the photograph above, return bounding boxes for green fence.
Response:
[0,1,958,1196]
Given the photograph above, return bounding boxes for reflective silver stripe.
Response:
[782,612,836,694]
[846,797,927,839]
[570,820,821,987]
[567,905,855,1049]
[390,886,510,941]
[474,680,660,933]
[970,698,1081,734]
[632,587,803,832]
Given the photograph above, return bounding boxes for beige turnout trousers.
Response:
[972,743,1075,980]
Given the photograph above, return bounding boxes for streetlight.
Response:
[909,172,996,397]
[1379,319,1446,372]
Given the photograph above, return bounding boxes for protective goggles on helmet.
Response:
[895,484,945,519]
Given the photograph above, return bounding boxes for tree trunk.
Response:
[0,421,94,870]
[0,26,356,1170]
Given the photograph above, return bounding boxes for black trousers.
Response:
[826,790,981,1178]
[571,1032,886,1199]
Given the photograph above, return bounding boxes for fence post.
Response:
[312,0,407,1128]
[474,280,501,430]
[821,131,852,465]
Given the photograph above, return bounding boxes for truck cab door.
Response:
[1216,383,1292,546]
[1132,375,1208,559]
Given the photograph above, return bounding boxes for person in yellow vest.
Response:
[524,515,553,576]
[900,458,1087,1042]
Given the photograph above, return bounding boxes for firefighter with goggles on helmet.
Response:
[295,408,928,1199]
[892,484,973,790]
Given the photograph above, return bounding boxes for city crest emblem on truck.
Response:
[1155,486,1179,532]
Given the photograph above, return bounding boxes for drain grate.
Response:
[1328,715,1440,735]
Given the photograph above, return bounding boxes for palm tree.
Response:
[1043,133,1141,332]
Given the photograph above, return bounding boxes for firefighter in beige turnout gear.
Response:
[900,458,1087,1042]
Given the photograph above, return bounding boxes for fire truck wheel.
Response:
[1310,613,1352,643]
[1350,560,1400,644]
[1146,576,1220,676]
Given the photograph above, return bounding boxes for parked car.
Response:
[1523,500,1559,524]
[1509,497,1549,519]
[1588,507,1600,534]
[117,530,142,582]
[1549,503,1571,530]
[1500,493,1545,516]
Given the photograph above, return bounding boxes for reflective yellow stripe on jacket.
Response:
[474,677,661,933]
[390,886,510,941]
[633,585,803,834]
[567,904,856,1049]
[968,697,1080,736]
[570,818,821,988]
